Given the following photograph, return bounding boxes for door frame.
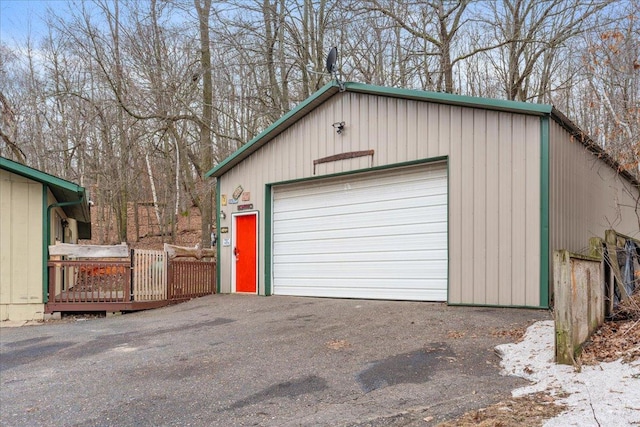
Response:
[231,211,259,294]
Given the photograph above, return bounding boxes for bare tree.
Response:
[352,0,474,93]
[194,0,214,247]
[581,5,639,175]
[482,0,615,102]
[2,0,635,242]
[0,44,25,163]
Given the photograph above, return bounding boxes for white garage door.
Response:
[272,164,448,301]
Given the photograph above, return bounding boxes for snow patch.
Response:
[496,320,640,426]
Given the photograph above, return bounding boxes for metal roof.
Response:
[0,156,92,227]
[204,81,636,186]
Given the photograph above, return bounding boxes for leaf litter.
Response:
[439,293,640,426]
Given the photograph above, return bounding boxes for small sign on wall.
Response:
[221,194,227,206]
[222,238,231,247]
[220,227,229,234]
[232,185,244,200]
[241,191,250,201]
[238,204,254,211]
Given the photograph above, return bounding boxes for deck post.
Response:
[130,249,135,301]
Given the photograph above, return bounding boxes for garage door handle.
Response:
[234,247,239,259]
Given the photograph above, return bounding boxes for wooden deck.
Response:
[46,258,215,314]
[45,300,171,313]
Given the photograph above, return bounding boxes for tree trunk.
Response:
[195,0,214,248]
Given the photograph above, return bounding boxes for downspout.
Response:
[44,191,85,303]
[539,116,550,308]
[216,178,221,295]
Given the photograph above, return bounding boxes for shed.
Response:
[205,82,639,308]
[1,157,91,321]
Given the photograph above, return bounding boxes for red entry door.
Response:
[234,214,257,293]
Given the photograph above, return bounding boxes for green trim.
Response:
[42,186,49,304]
[264,184,273,296]
[216,179,221,294]
[550,107,639,187]
[539,116,551,309]
[43,187,85,304]
[345,82,553,115]
[1,156,91,224]
[204,82,554,180]
[255,210,260,296]
[446,159,450,304]
[265,156,448,298]
[42,184,85,304]
[205,81,339,178]
[1,157,85,193]
[267,156,448,187]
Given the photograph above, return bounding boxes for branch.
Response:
[0,127,26,163]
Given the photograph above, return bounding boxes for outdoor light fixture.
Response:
[332,121,345,134]
[220,210,227,220]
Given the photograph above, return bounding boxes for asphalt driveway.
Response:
[0,295,550,426]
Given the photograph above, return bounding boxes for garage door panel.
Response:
[274,249,448,264]
[278,288,448,301]
[275,169,447,202]
[275,277,447,290]
[274,220,447,243]
[274,204,447,233]
[274,261,447,279]
[274,185,446,213]
[275,279,448,301]
[273,194,447,222]
[272,164,448,301]
[274,232,447,254]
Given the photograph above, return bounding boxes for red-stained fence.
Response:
[48,260,131,304]
[47,251,215,312]
[167,260,216,300]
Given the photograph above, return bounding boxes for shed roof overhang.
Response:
[549,107,639,186]
[0,157,92,238]
[205,81,637,187]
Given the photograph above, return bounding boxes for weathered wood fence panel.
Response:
[132,250,167,301]
[553,250,604,365]
[168,260,216,300]
[164,243,216,260]
[49,243,129,258]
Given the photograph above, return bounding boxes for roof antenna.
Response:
[325,47,345,92]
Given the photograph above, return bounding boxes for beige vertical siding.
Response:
[549,121,639,260]
[218,92,541,306]
[0,170,44,321]
[66,218,80,244]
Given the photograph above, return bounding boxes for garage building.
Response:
[205,82,639,308]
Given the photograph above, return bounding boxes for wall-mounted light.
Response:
[220,210,227,220]
[332,121,345,134]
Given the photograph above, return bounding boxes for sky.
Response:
[0,0,196,48]
[0,0,60,44]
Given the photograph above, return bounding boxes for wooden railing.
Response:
[48,260,131,303]
[47,254,216,312]
[168,260,216,300]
